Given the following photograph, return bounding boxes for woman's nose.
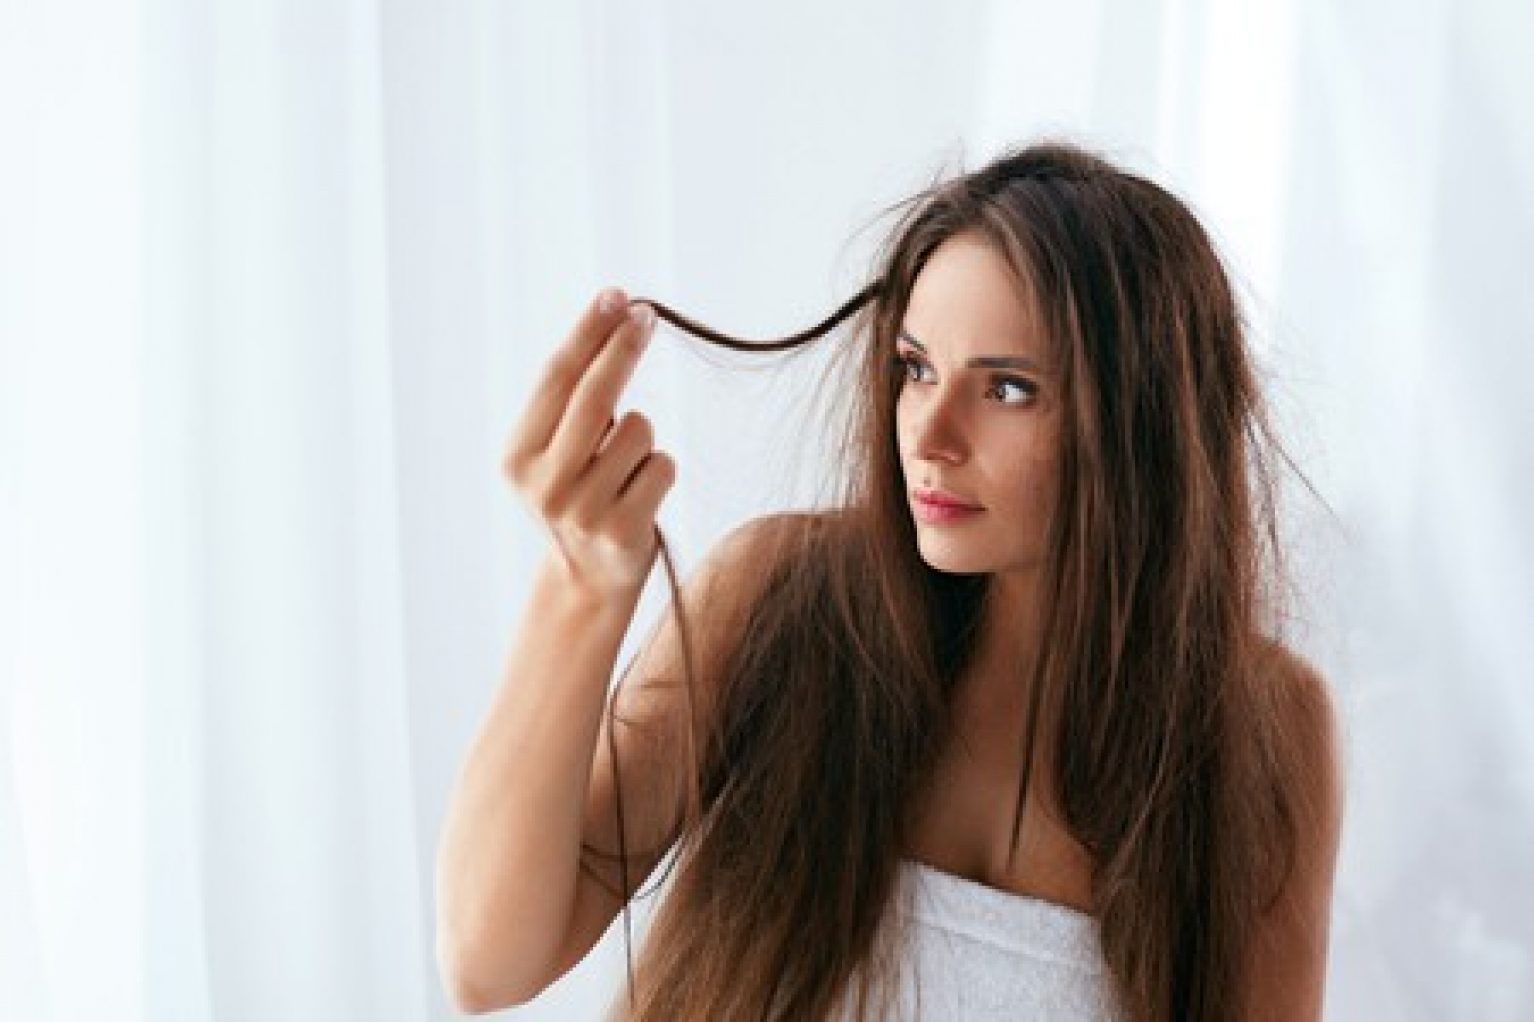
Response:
[909,396,967,465]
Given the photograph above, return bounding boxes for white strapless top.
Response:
[834,859,1126,1020]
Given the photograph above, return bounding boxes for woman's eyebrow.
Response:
[897,328,1044,372]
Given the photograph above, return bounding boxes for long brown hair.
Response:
[585,138,1321,1020]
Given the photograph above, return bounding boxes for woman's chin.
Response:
[914,537,993,575]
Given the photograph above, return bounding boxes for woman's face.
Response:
[894,231,1062,577]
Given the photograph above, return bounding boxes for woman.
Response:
[437,139,1343,1020]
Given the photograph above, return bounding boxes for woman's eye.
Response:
[894,353,1036,407]
[989,377,1038,406]
[893,354,930,383]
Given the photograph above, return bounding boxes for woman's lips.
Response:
[912,492,985,524]
[913,487,982,509]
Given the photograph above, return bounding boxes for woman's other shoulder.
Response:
[1237,644,1345,1015]
[1255,640,1341,762]
[712,510,829,578]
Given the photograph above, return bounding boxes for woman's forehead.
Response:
[902,235,1050,365]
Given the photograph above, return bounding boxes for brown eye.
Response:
[895,351,1036,408]
[892,354,928,383]
[988,376,1038,406]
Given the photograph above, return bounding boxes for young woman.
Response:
[437,140,1343,1021]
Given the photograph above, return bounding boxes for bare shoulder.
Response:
[1258,641,1344,786]
[673,510,821,645]
[612,510,820,740]
[707,510,821,592]
[1237,639,1345,1018]
[1255,639,1344,850]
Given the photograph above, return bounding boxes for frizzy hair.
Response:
[576,138,1325,1021]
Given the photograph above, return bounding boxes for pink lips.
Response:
[911,488,984,524]
[913,487,982,510]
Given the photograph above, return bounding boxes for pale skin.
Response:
[893,230,1343,1019]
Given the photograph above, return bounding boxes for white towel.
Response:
[834,859,1126,1020]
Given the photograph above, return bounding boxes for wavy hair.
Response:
[582,138,1322,1020]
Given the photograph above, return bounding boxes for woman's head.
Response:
[893,229,1062,580]
[595,138,1307,1021]
[860,142,1266,647]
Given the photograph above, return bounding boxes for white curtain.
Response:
[2,1,1529,1019]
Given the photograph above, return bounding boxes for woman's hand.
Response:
[502,288,675,601]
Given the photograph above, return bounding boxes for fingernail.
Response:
[597,287,624,314]
[630,302,655,334]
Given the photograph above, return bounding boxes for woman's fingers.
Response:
[541,302,655,508]
[503,286,631,481]
[500,287,674,597]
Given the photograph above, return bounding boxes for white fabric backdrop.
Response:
[2,0,1530,1018]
